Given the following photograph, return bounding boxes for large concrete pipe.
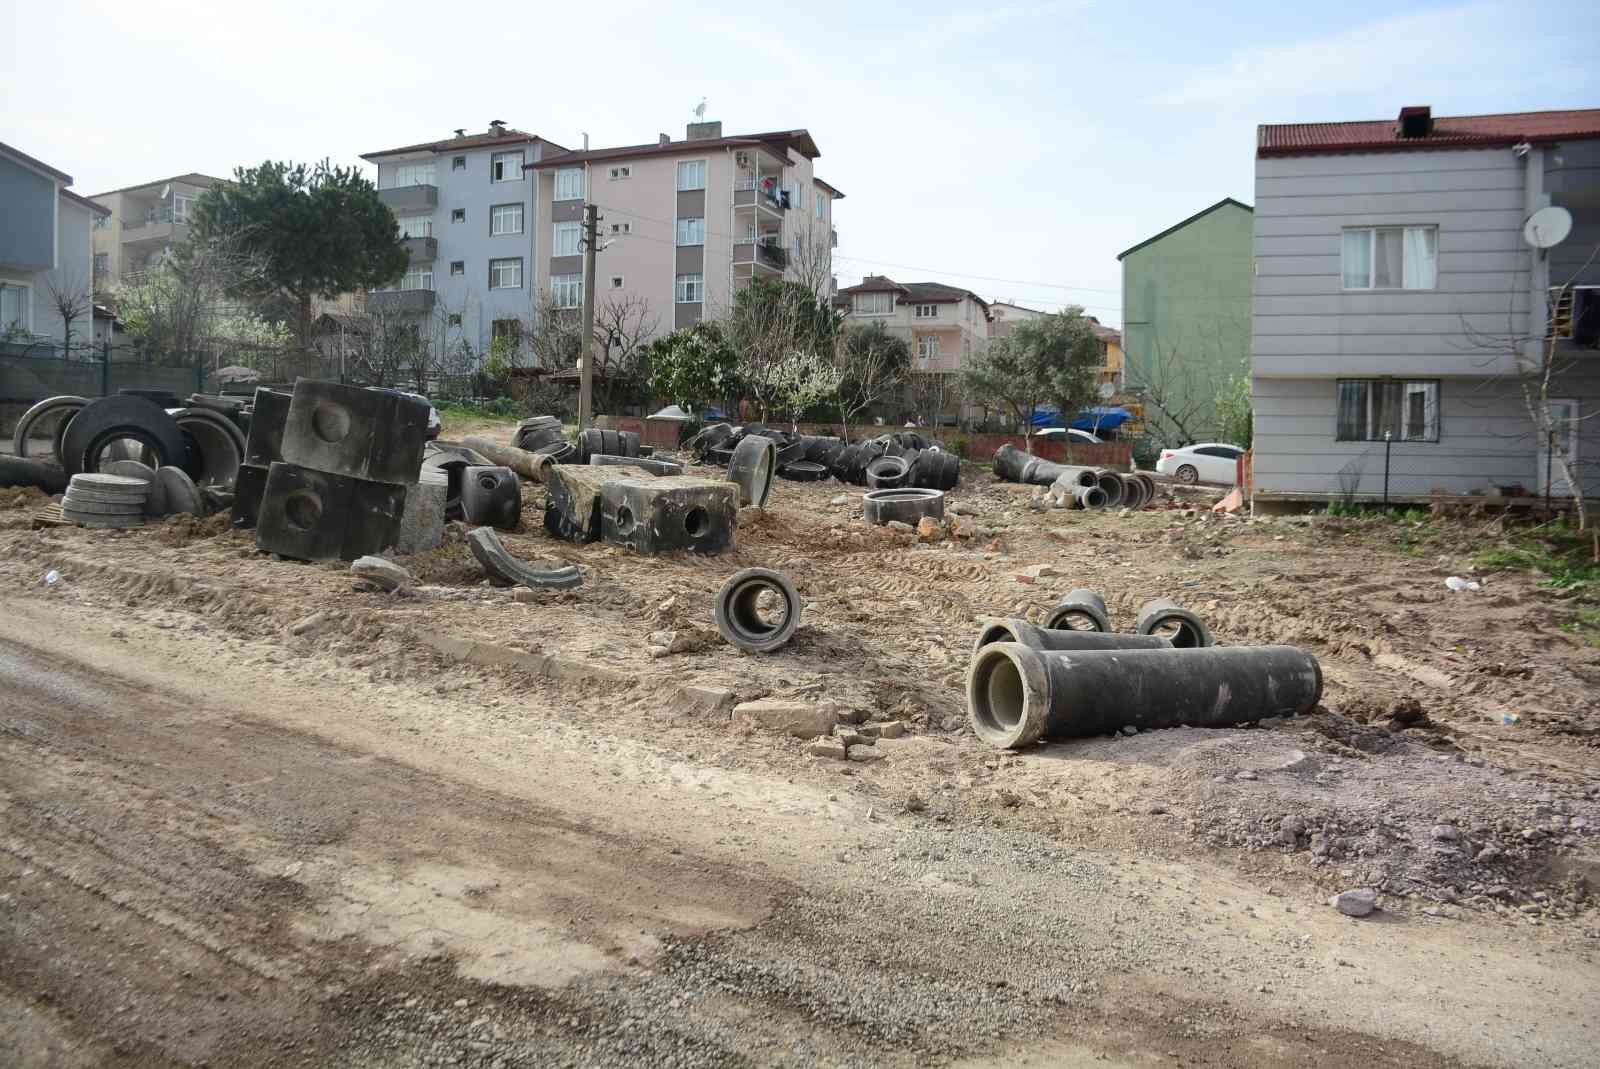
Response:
[1135,598,1214,648]
[972,618,1171,660]
[1042,589,1112,632]
[967,642,1324,749]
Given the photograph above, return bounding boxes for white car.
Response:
[1156,442,1245,485]
[1034,427,1103,444]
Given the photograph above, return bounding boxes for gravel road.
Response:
[3,596,1596,1067]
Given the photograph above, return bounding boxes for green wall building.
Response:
[1117,197,1253,445]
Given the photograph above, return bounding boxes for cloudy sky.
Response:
[10,0,1595,326]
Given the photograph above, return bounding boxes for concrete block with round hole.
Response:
[255,461,407,561]
[598,475,737,555]
[279,379,430,484]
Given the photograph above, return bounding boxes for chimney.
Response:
[488,119,507,134]
[686,120,722,141]
[1398,106,1432,139]
[659,133,672,145]
[453,128,466,138]
[582,132,589,150]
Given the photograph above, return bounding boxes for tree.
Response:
[1213,360,1253,449]
[190,160,409,348]
[647,321,738,413]
[908,370,957,429]
[771,347,843,423]
[525,291,659,414]
[962,308,1103,449]
[115,232,287,368]
[45,270,94,356]
[1124,311,1248,446]
[724,277,841,420]
[836,321,910,434]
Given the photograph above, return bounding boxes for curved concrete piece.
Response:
[466,527,583,590]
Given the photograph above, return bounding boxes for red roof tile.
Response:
[1259,107,1600,157]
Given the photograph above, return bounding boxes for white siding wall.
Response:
[1252,144,1600,500]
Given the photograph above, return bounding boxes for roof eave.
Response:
[1116,197,1252,261]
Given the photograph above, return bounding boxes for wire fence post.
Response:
[1382,430,1392,506]
[99,340,110,397]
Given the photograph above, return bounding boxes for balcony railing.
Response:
[733,180,788,213]
[377,184,438,213]
[401,236,438,262]
[367,289,436,314]
[733,240,788,271]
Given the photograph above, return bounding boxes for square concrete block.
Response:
[396,468,447,554]
[255,461,407,561]
[280,379,429,485]
[230,462,269,529]
[599,476,738,554]
[243,388,291,467]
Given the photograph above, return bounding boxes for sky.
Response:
[8,0,1597,328]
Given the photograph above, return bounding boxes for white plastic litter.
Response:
[42,569,60,586]
[1444,576,1481,592]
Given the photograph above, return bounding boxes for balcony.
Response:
[367,289,436,314]
[378,184,438,213]
[120,214,189,246]
[733,240,788,272]
[733,179,787,215]
[401,236,438,262]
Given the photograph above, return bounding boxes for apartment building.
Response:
[529,121,842,336]
[1,141,109,344]
[836,276,991,372]
[360,122,567,355]
[1252,105,1600,505]
[89,173,224,289]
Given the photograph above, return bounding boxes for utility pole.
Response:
[577,204,600,431]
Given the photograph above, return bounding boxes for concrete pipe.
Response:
[865,454,910,489]
[1118,474,1147,511]
[1134,598,1214,648]
[173,409,245,488]
[1136,472,1159,505]
[1042,589,1113,632]
[727,434,778,507]
[1051,468,1098,491]
[967,642,1324,749]
[862,487,944,526]
[1074,484,1108,509]
[972,617,1171,659]
[12,395,88,462]
[1094,470,1124,508]
[992,443,1031,482]
[714,567,801,653]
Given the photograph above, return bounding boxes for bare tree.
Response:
[723,277,840,421]
[1123,311,1248,445]
[45,270,94,356]
[908,370,957,429]
[786,219,836,300]
[591,293,659,413]
[835,321,910,435]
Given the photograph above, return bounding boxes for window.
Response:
[551,273,582,309]
[490,203,524,235]
[917,335,941,360]
[171,193,194,223]
[93,252,109,275]
[676,217,705,246]
[914,303,938,319]
[452,156,466,171]
[610,276,624,289]
[0,282,31,332]
[609,221,632,235]
[394,268,433,291]
[1336,380,1439,442]
[1549,286,1600,347]
[675,273,703,303]
[451,208,466,223]
[609,165,631,180]
[1196,445,1244,459]
[815,194,826,220]
[388,161,436,188]
[853,292,892,316]
[450,260,465,276]
[676,159,707,191]
[489,257,522,290]
[555,167,585,200]
[93,214,111,230]
[492,319,522,345]
[397,214,432,239]
[1342,226,1437,290]
[491,151,524,183]
[553,221,582,257]
[448,313,463,327]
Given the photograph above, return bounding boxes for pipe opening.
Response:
[975,621,1014,649]
[177,418,242,488]
[730,579,789,637]
[684,506,709,538]
[971,648,1026,734]
[1149,615,1204,648]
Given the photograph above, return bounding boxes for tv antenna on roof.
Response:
[1523,205,1572,249]
[693,97,707,121]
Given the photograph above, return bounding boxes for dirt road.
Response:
[3,594,1595,1068]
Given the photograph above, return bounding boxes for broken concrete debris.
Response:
[351,555,415,592]
[1330,888,1379,917]
[714,568,801,652]
[735,699,835,739]
[466,526,583,590]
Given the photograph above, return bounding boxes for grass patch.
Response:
[1473,521,1600,591]
[1561,607,1600,647]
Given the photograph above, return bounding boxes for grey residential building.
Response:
[360,122,567,357]
[1252,105,1600,507]
[1,141,110,347]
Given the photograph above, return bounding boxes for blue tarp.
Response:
[1028,405,1132,432]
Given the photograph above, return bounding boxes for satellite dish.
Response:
[1523,206,1572,249]
[1098,382,1116,400]
[159,183,171,199]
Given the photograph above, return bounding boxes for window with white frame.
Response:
[553,221,582,257]
[450,261,464,276]
[0,282,31,332]
[917,335,940,360]
[93,252,109,276]
[397,214,432,239]
[491,151,524,183]
[1342,226,1437,290]
[609,221,632,235]
[172,193,194,222]
[451,208,465,223]
[675,273,704,303]
[551,273,582,309]
[394,268,433,291]
[489,257,522,290]
[388,161,436,188]
[490,203,523,235]
[452,156,466,171]
[93,214,111,230]
[609,165,631,180]
[853,292,892,316]
[555,167,585,200]
[676,217,705,246]
[815,193,826,220]
[914,303,938,319]
[1336,379,1439,442]
[676,159,707,191]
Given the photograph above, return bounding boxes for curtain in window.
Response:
[1402,382,1438,440]
[1342,231,1370,288]
[1336,381,1368,439]
[1373,229,1403,288]
[1402,228,1437,289]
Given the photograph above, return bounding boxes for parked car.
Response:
[1034,427,1103,445]
[1156,442,1244,485]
